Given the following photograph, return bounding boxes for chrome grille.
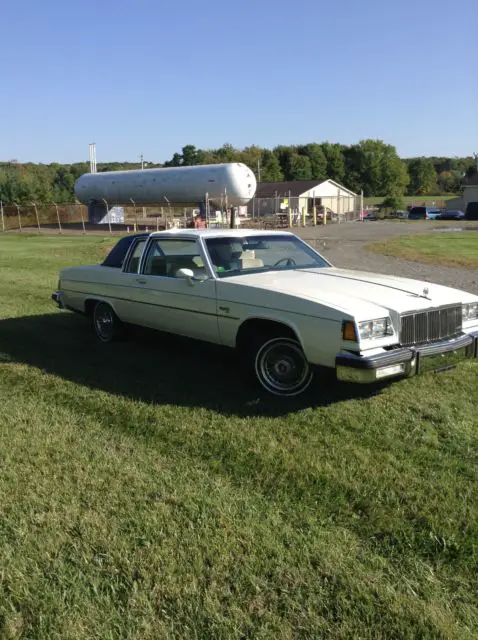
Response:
[400,305,462,346]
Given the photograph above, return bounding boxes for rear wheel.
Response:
[92,302,123,343]
[253,336,313,397]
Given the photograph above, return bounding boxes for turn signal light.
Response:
[342,321,358,341]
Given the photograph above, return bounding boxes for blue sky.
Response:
[1,0,476,164]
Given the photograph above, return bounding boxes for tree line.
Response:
[0,141,475,207]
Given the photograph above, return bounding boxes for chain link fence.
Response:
[0,194,361,235]
[246,194,359,228]
[0,202,200,234]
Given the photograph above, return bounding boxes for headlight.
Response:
[358,317,394,340]
[462,302,478,322]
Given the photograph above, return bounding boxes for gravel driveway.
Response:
[296,221,478,295]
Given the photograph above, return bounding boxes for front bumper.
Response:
[336,332,478,383]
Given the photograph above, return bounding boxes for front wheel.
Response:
[92,302,123,343]
[254,336,313,397]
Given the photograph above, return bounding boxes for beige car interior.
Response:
[238,249,264,269]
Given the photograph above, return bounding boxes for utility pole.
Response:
[257,157,261,182]
[140,153,144,170]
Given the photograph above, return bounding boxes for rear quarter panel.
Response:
[60,265,125,315]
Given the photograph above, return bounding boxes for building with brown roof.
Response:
[248,179,357,218]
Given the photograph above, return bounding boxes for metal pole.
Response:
[102,198,112,234]
[53,202,62,234]
[79,206,86,234]
[129,198,137,231]
[31,202,40,233]
[15,204,22,232]
[226,189,234,229]
[0,200,4,232]
[164,197,172,228]
[360,190,364,222]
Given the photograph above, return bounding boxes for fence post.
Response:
[101,199,112,234]
[31,202,41,233]
[14,204,22,232]
[79,206,86,234]
[129,198,137,231]
[0,200,4,232]
[52,202,62,234]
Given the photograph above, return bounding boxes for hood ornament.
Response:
[423,287,429,297]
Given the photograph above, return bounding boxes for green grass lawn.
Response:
[366,232,478,269]
[1,235,478,639]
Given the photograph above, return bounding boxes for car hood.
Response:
[225,267,476,318]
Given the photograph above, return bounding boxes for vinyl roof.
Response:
[151,228,294,238]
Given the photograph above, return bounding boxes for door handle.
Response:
[136,278,147,284]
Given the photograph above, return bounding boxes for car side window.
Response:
[102,236,135,268]
[143,239,206,278]
[123,239,147,273]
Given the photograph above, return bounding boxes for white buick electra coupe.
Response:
[52,229,478,397]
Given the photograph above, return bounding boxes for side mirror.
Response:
[177,268,195,284]
[176,268,208,285]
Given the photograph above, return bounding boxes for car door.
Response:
[112,236,149,324]
[133,237,220,344]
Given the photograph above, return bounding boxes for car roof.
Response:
[149,228,295,239]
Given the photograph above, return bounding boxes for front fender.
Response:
[228,311,343,368]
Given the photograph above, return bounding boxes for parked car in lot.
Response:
[389,210,408,219]
[465,202,478,220]
[438,209,465,220]
[363,211,378,221]
[408,206,442,220]
[52,229,478,397]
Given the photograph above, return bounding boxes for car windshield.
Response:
[205,234,331,278]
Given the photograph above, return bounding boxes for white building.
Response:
[248,179,358,218]
[444,173,478,217]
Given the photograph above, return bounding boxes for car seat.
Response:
[239,249,264,269]
[208,241,243,271]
